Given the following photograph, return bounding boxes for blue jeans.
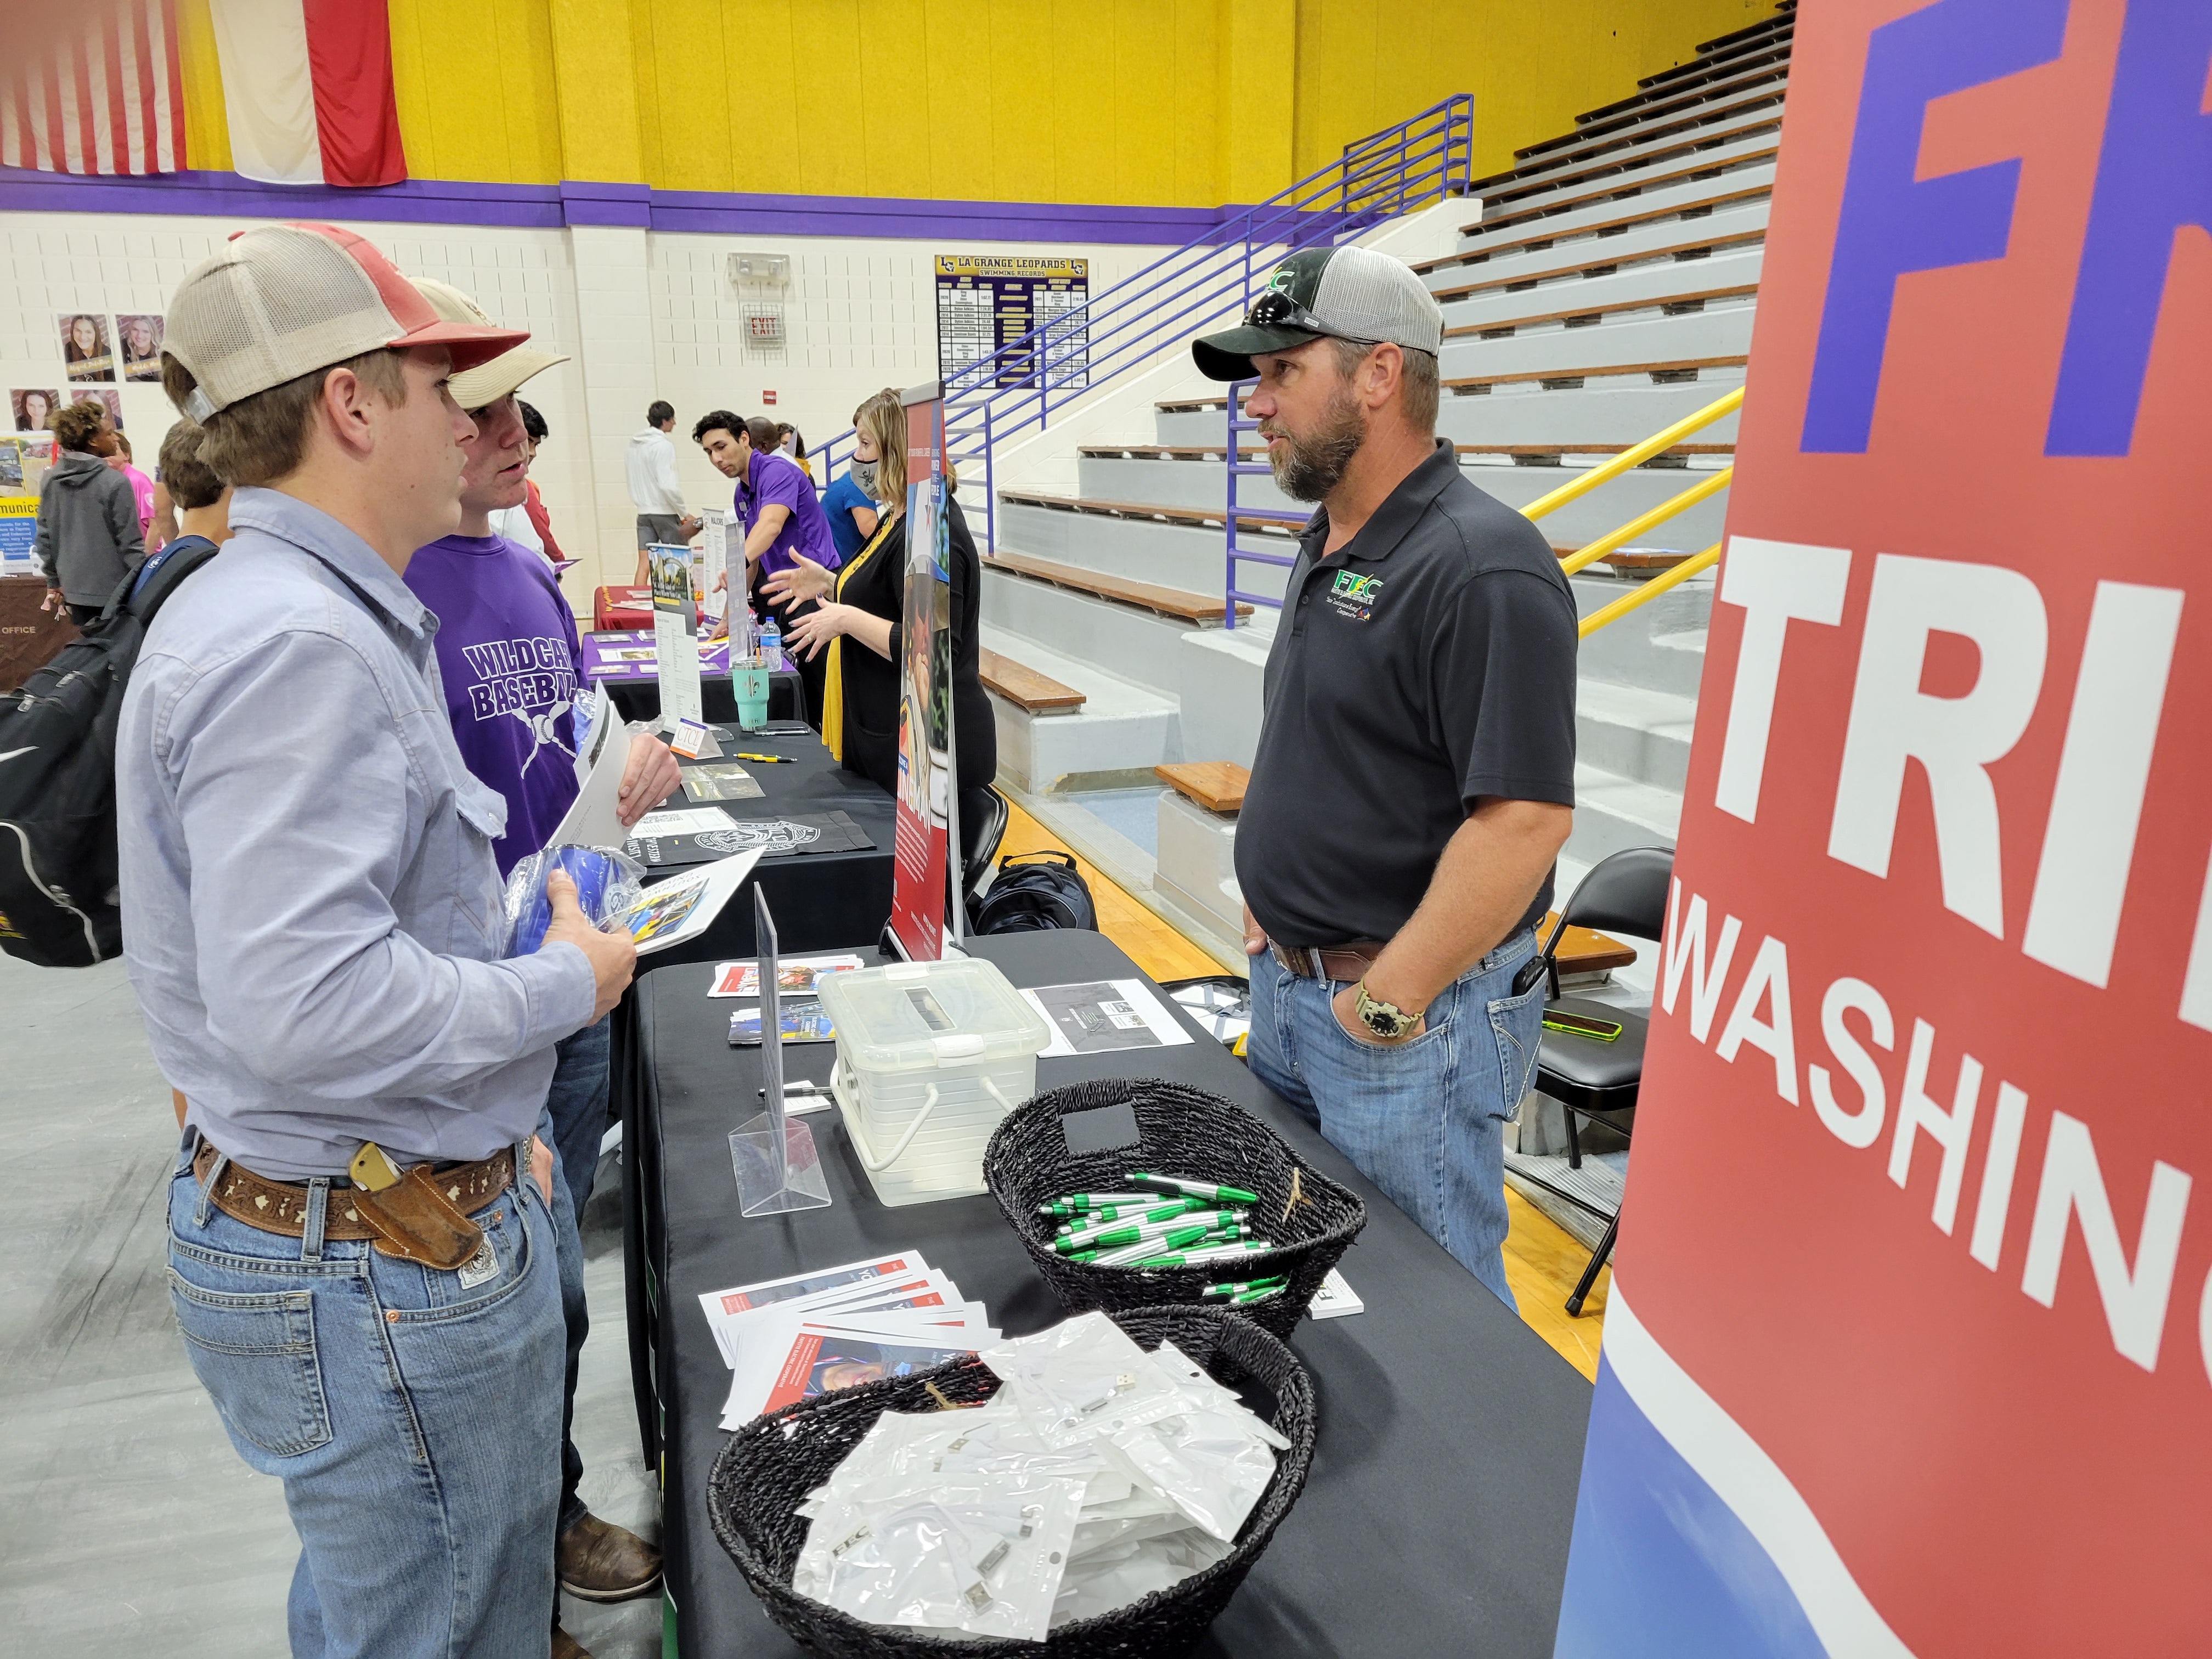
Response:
[542,1016,609,1538]
[166,1137,564,1657]
[1245,929,1544,1308]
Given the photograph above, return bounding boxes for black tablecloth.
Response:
[641,725,895,966]
[616,929,1593,1658]
[603,668,806,729]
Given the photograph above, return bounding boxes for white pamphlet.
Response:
[1023,979,1197,1058]
[1308,1267,1364,1319]
[632,805,738,838]
[601,848,764,956]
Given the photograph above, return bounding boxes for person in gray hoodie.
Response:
[33,398,143,627]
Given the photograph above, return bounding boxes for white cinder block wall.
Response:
[0,211,1177,606]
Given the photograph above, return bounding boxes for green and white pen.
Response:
[1052,1198,1203,1235]
[1038,1192,1163,1217]
[1056,1207,1242,1252]
[1086,1222,1220,1264]
[1126,1239,1276,1268]
[1131,1172,1260,1205]
[1201,1276,1289,1299]
[1229,1285,1284,1305]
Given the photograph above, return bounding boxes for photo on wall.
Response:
[10,389,59,432]
[116,314,165,381]
[60,314,114,382]
[88,389,124,430]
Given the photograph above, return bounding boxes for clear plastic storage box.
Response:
[814,957,1052,1206]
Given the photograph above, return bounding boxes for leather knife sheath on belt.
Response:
[348,1142,484,1270]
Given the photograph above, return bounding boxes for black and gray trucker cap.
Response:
[1191,244,1445,380]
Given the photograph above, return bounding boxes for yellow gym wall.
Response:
[178,0,1780,206]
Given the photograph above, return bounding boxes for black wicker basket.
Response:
[707,1304,1316,1659]
[982,1078,1367,1340]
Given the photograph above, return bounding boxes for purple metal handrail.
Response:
[1222,379,1305,628]
[811,93,1472,563]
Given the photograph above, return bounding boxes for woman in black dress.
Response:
[767,390,996,815]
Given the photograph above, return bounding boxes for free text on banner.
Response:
[1553,2,2212,1656]
[888,389,952,961]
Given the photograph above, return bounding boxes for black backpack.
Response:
[968,850,1098,934]
[0,538,220,967]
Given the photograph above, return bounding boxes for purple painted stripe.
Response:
[0,164,1262,244]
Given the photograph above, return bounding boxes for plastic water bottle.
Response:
[759,615,782,671]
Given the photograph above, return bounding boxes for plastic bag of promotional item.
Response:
[500,844,646,956]
[977,1313,1192,1449]
[1110,1409,1278,1543]
[795,1472,1086,1643]
[1048,1529,1235,1628]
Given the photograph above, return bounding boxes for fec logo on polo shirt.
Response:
[1328,569,1383,620]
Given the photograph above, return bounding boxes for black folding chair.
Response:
[1529,846,1673,1317]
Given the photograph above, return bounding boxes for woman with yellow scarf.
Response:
[766,391,997,810]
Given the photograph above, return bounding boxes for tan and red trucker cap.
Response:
[161,222,530,421]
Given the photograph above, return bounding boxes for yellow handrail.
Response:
[1557,467,1731,577]
[1519,385,1743,522]
[1578,541,1721,638]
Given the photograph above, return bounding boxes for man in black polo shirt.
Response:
[1193,245,1577,1305]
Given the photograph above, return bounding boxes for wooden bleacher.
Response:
[1155,761,1249,815]
[1493,57,1790,189]
[1003,483,1583,559]
[980,547,1255,625]
[1469,106,1781,223]
[979,648,1085,715]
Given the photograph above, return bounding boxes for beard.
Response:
[1262,386,1366,501]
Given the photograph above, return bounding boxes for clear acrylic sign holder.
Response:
[728,887,833,1216]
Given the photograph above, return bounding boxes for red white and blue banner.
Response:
[1,4,186,177]
[1555,2,2211,1654]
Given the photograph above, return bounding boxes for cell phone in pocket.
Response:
[1542,1008,1624,1042]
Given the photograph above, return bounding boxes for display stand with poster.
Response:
[885,383,958,962]
[728,887,832,1217]
[647,540,715,758]
[1553,6,2211,1657]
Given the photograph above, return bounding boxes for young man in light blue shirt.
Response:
[119,222,636,1657]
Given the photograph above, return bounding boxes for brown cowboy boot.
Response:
[557,1510,663,1602]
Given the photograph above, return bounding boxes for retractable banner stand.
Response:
[887,384,958,960]
[1555,3,2212,1655]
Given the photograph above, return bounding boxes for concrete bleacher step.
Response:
[1575,678,1699,794]
[1570,760,1685,866]
[978,626,1181,793]
[992,493,1296,602]
[1440,307,1754,381]
[1155,377,1744,449]
[981,546,1255,623]
[1472,108,1783,234]
[979,572,1274,774]
[1574,573,1713,701]
[1442,251,1764,336]
[1499,60,1789,195]
[1065,457,1730,552]
[1418,171,1775,283]
[1436,217,1769,306]
[1477,116,1782,232]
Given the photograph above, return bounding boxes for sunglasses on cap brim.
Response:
[1243,289,1377,347]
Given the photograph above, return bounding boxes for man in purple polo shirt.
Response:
[695,409,838,729]
[404,280,681,1655]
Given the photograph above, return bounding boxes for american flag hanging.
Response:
[1,3,187,178]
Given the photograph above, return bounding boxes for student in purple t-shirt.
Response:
[694,409,840,730]
[400,279,679,1628]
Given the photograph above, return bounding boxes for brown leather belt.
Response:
[1267,936,1389,983]
[192,1139,516,1243]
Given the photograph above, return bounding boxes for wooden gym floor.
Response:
[997,799,1610,1379]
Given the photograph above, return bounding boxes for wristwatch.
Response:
[1352,979,1420,1040]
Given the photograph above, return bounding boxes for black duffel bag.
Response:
[967,849,1097,934]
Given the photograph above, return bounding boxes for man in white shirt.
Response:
[627,399,696,583]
